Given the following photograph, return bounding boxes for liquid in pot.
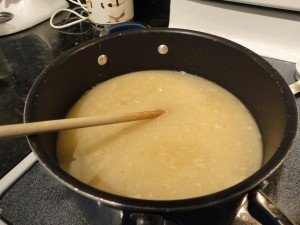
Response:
[57,70,263,200]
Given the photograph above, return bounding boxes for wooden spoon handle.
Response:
[0,110,164,139]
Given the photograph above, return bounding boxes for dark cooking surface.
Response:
[0,2,299,224]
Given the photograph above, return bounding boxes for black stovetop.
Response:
[0,1,299,224]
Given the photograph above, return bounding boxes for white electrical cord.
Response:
[50,0,89,29]
[68,0,88,11]
[65,6,83,20]
[50,8,88,29]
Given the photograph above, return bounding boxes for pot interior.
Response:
[25,29,297,206]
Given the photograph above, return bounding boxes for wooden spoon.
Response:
[0,110,164,139]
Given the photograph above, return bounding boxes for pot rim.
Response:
[24,28,298,212]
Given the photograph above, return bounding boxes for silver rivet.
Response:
[158,44,168,55]
[98,55,108,65]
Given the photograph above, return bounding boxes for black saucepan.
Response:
[24,28,298,225]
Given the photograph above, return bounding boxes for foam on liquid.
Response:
[57,70,263,200]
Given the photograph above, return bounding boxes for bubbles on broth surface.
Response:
[57,70,263,200]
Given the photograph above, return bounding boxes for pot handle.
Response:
[130,213,181,225]
[247,189,296,225]
[100,22,150,36]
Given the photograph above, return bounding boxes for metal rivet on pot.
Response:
[158,45,168,55]
[98,55,108,65]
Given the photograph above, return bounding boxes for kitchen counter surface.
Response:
[0,1,299,224]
